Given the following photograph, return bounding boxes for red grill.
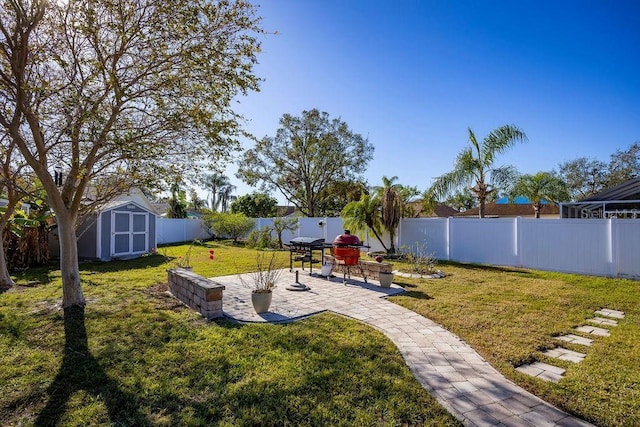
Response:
[331,230,368,283]
[331,246,360,265]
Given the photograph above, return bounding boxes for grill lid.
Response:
[333,230,361,246]
[289,237,325,246]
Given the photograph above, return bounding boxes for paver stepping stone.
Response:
[516,362,565,383]
[554,334,593,346]
[543,347,586,363]
[575,325,610,337]
[587,317,618,327]
[595,308,625,319]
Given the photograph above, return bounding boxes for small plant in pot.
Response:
[240,252,283,314]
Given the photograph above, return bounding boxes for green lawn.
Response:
[1,242,638,426]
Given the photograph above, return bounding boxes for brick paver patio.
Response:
[212,270,593,426]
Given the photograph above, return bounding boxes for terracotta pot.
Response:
[251,291,273,314]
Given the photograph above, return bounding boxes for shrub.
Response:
[204,212,255,243]
[399,242,438,275]
[246,226,279,250]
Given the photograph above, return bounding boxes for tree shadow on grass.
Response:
[34,306,150,427]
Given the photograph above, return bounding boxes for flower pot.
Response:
[378,271,393,288]
[251,291,273,314]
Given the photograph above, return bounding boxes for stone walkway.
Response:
[213,270,593,426]
[517,308,624,385]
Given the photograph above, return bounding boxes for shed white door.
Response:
[111,211,148,256]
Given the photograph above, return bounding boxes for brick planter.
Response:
[322,255,393,280]
[167,268,225,319]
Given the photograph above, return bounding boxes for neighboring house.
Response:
[406,201,459,218]
[277,205,296,217]
[456,201,560,218]
[560,178,640,219]
[50,188,157,261]
[151,202,170,216]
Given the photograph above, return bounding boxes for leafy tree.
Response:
[429,125,527,218]
[167,182,188,219]
[341,192,388,252]
[0,133,43,288]
[315,179,366,217]
[510,172,570,218]
[555,157,607,200]
[607,142,640,187]
[272,216,299,249]
[189,190,207,212]
[444,189,477,212]
[230,192,278,218]
[237,109,374,217]
[0,0,263,309]
[205,212,255,243]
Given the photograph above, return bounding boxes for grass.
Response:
[1,242,639,426]
[389,262,640,426]
[0,242,459,426]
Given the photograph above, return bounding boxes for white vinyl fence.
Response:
[399,217,640,279]
[156,218,212,245]
[251,216,640,279]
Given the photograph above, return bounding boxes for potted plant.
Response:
[241,252,283,314]
[375,256,394,288]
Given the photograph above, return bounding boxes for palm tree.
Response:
[373,176,403,253]
[218,185,237,213]
[510,172,570,218]
[203,172,235,212]
[341,192,388,252]
[429,125,527,218]
[189,190,207,212]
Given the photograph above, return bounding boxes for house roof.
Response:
[456,202,559,218]
[579,178,640,202]
[277,205,296,217]
[406,201,459,218]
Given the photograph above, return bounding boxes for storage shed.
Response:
[50,189,157,261]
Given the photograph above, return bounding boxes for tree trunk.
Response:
[0,204,16,289]
[56,210,86,308]
[388,229,396,254]
[534,203,541,219]
[0,238,14,289]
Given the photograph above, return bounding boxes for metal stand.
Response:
[286,270,310,291]
[341,264,367,285]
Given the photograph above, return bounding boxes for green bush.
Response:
[204,212,255,243]
[246,226,279,249]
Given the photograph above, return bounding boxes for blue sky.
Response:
[223,0,640,204]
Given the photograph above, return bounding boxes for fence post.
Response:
[609,217,618,277]
[446,217,452,261]
[515,217,523,267]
